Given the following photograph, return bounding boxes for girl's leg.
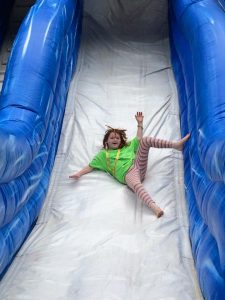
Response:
[125,167,164,218]
[135,134,190,181]
[135,136,173,181]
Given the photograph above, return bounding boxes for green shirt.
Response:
[89,137,139,184]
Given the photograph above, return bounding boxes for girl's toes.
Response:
[157,210,164,218]
[182,133,191,143]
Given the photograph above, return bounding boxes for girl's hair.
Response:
[103,126,128,149]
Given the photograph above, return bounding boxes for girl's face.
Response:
[107,132,121,149]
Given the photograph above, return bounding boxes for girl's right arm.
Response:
[69,165,93,180]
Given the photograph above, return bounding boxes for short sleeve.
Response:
[89,150,106,171]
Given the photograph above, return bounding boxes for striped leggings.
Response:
[125,137,174,217]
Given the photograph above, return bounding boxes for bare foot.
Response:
[157,210,164,218]
[174,133,190,151]
[150,203,164,218]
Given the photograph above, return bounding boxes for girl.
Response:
[69,112,190,218]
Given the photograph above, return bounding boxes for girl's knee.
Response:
[140,136,147,145]
[133,182,142,192]
[126,179,141,191]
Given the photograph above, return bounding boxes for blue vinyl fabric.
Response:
[0,0,82,276]
[169,0,225,299]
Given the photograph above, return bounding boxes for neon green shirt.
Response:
[89,137,139,184]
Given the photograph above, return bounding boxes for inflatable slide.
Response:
[0,0,224,299]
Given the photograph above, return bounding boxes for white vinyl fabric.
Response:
[0,1,203,299]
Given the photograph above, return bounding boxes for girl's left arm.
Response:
[135,112,144,140]
[69,165,93,180]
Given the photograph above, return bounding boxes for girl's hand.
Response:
[135,112,144,124]
[136,112,144,140]
[69,166,93,180]
[69,173,81,180]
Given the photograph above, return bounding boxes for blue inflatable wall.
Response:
[1,0,225,299]
[0,0,82,277]
[169,0,225,299]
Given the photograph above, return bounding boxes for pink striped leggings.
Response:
[125,137,174,217]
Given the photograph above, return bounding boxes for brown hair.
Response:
[103,126,128,149]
